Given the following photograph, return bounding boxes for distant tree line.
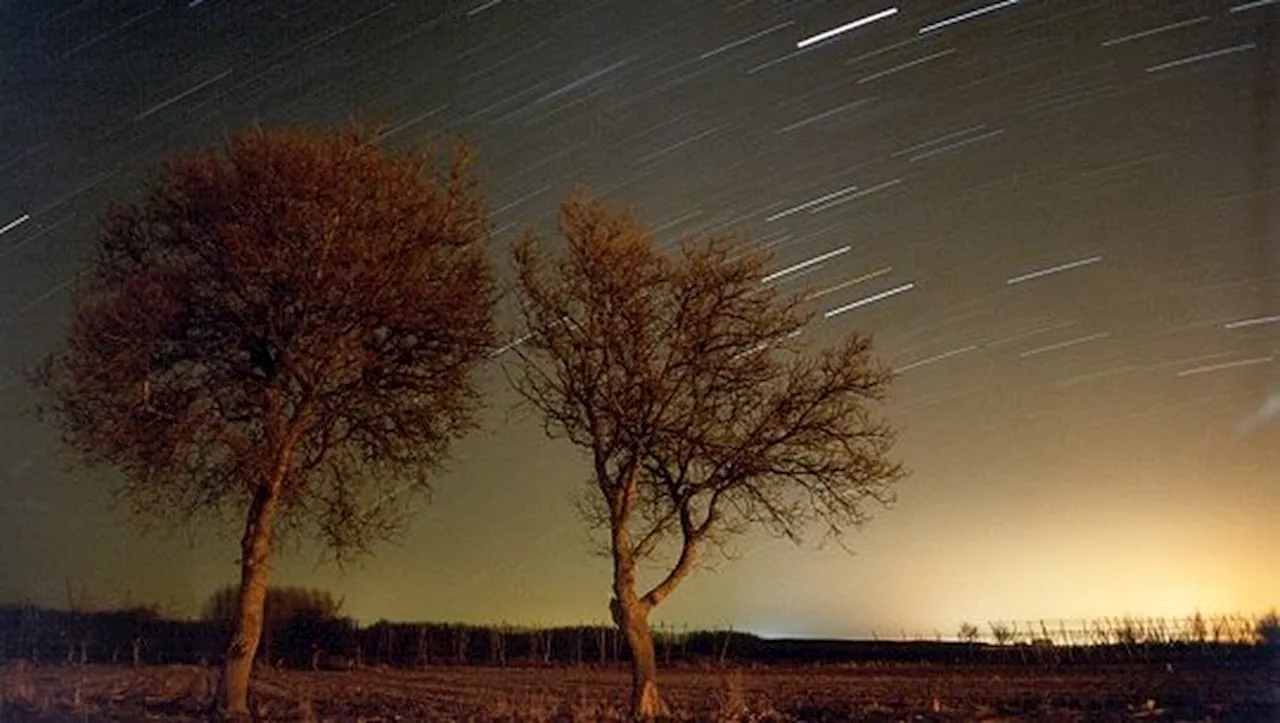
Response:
[0,605,216,667]
[0,595,1273,669]
[0,595,745,670]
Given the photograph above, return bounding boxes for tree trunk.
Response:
[220,484,280,720]
[608,472,671,720]
[612,596,668,720]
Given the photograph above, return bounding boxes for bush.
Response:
[1256,611,1279,646]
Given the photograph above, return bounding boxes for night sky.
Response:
[1,0,1276,638]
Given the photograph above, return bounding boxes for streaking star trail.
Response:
[796,8,899,50]
[824,282,916,319]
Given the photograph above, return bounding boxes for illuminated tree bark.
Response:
[220,483,279,718]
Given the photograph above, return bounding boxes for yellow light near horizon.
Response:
[866,502,1276,631]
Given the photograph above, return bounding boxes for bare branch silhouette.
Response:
[509,192,904,718]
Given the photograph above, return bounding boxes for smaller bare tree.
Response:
[989,622,1015,646]
[453,626,469,665]
[1256,610,1280,647]
[510,193,904,718]
[416,625,432,669]
[489,626,507,666]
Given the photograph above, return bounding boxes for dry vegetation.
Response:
[2,660,1275,722]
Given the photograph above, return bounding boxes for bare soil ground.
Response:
[1,660,1275,721]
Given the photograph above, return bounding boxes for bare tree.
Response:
[1257,610,1280,647]
[489,625,507,666]
[509,193,903,718]
[989,622,1015,646]
[33,126,495,719]
[416,625,432,668]
[452,625,470,665]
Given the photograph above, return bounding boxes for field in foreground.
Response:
[1,661,1276,722]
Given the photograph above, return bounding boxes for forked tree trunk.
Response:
[612,594,669,720]
[608,471,684,720]
[220,484,280,720]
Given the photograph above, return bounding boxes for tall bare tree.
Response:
[34,126,495,719]
[509,193,904,718]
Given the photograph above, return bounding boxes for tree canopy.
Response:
[37,126,495,558]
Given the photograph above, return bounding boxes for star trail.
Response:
[0,0,1275,635]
